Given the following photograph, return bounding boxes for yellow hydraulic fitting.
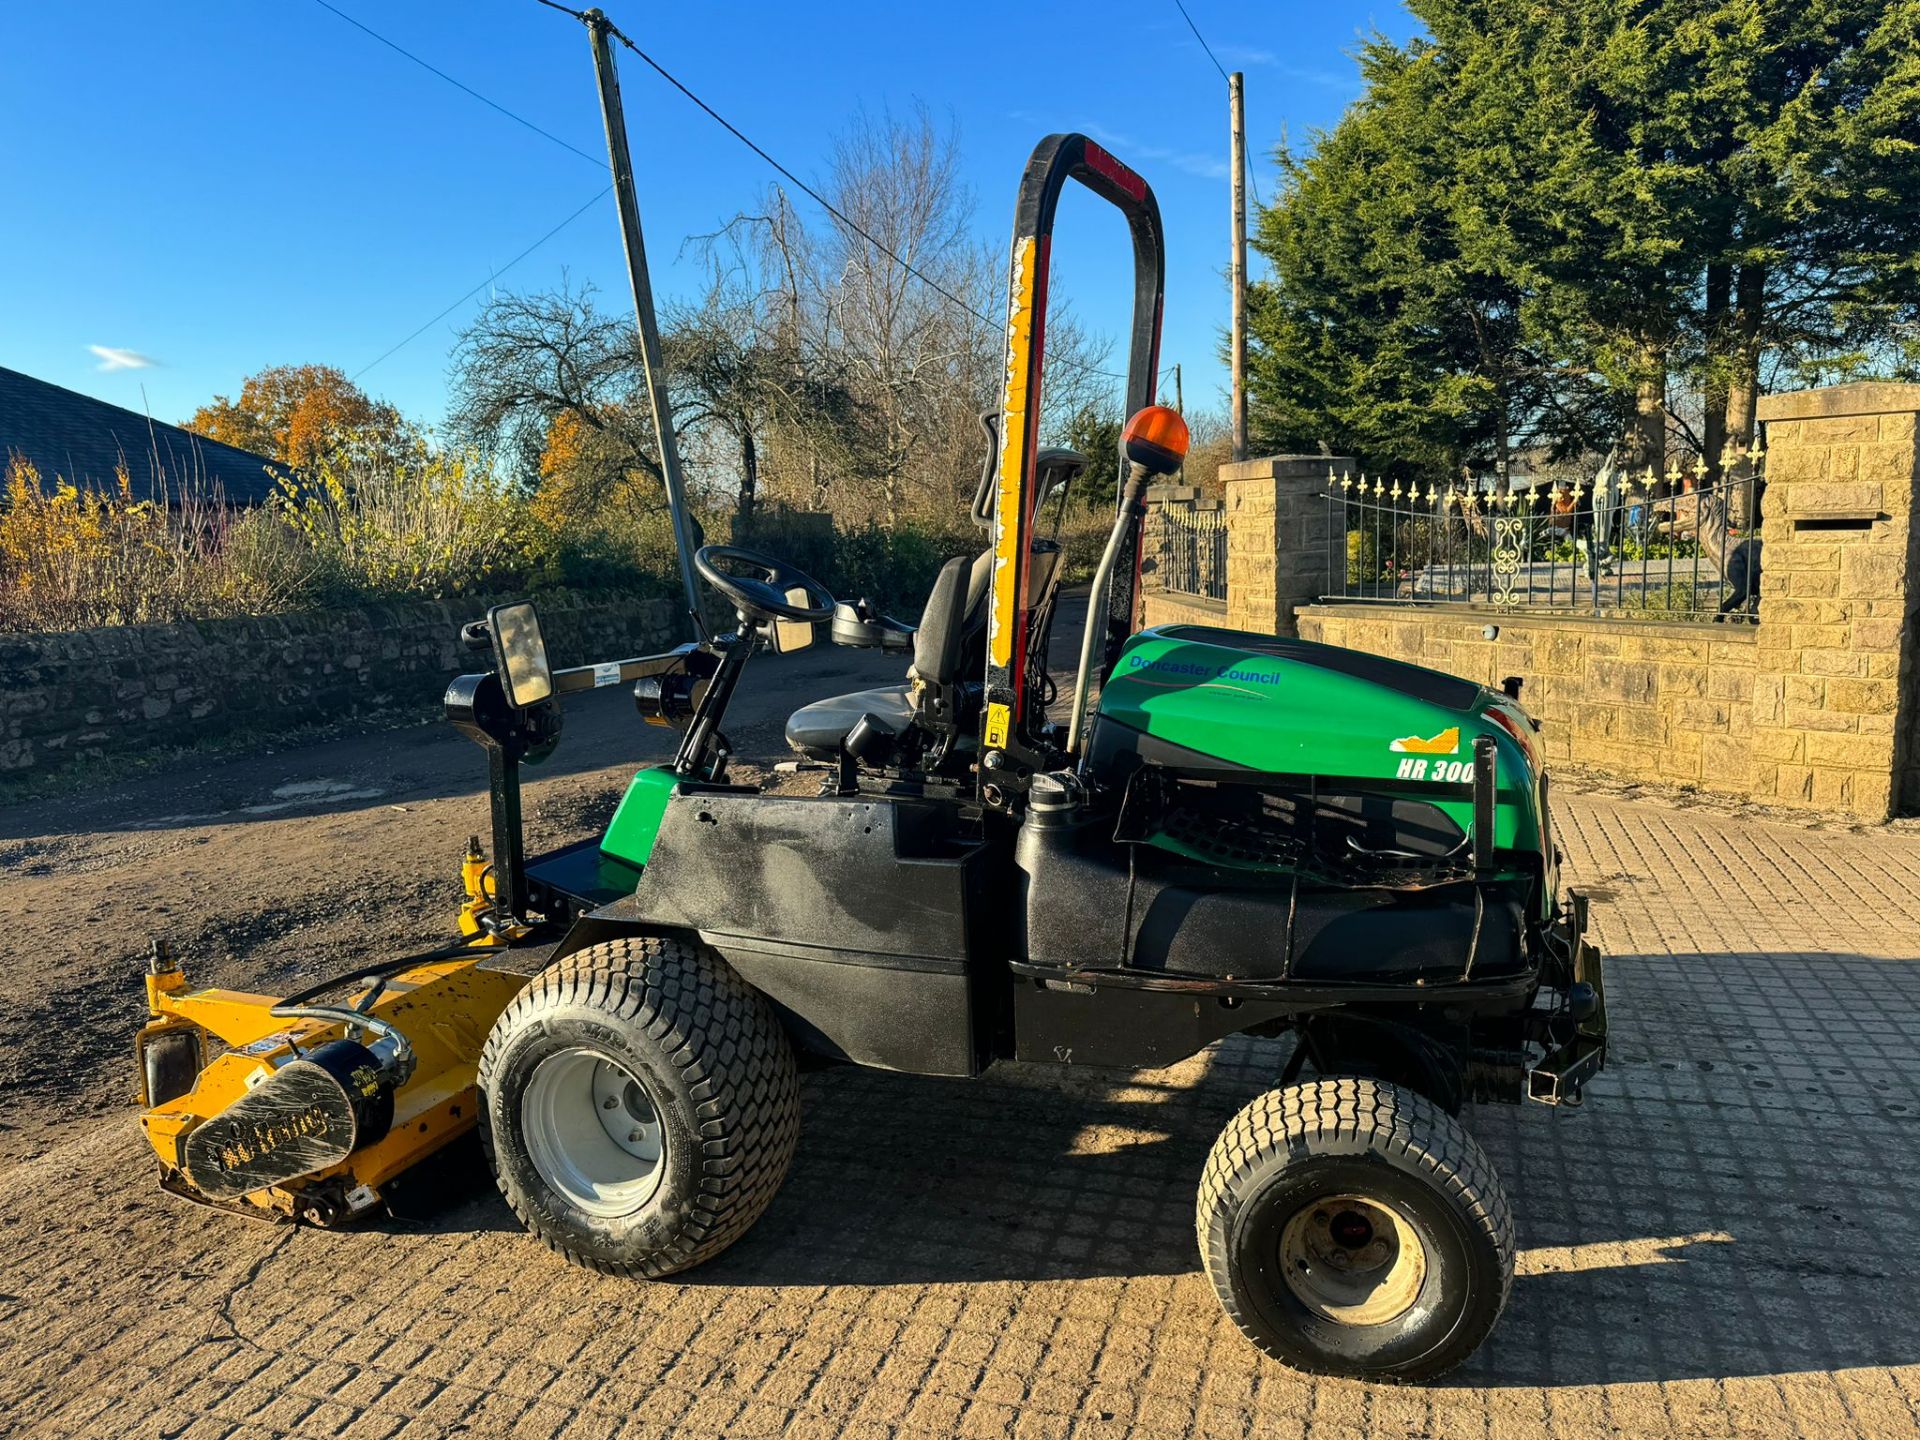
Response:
[457,835,494,942]
[143,937,188,1014]
[457,836,523,944]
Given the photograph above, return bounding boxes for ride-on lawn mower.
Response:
[133,131,1606,1381]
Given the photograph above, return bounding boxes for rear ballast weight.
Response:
[132,128,1608,1384]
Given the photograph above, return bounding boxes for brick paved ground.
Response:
[5,790,1920,1440]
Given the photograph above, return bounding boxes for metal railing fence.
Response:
[1322,449,1766,623]
[1155,503,1228,600]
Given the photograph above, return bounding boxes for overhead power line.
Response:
[312,0,625,380]
[321,0,1131,388]
[1167,0,1263,207]
[312,0,604,168]
[352,186,612,380]
[1171,0,1230,81]
[532,0,1128,384]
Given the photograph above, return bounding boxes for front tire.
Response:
[478,934,800,1276]
[1198,1077,1514,1381]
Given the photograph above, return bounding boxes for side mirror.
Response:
[489,601,553,708]
[770,587,816,655]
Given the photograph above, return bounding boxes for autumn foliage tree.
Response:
[185,363,405,470]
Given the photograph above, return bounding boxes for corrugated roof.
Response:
[0,365,284,506]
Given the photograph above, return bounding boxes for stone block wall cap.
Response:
[1219,455,1355,483]
[1757,381,1920,424]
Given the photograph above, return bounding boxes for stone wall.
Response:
[1750,383,1920,818]
[1297,606,1758,793]
[1141,590,1230,629]
[0,592,681,779]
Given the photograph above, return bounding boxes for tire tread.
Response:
[1196,1076,1514,1380]
[478,933,800,1278]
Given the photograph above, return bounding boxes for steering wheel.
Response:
[694,544,836,624]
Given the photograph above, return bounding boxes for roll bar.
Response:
[979,134,1165,803]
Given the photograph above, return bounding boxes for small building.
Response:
[0,365,283,505]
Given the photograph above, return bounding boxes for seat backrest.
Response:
[911,556,972,687]
[964,548,992,626]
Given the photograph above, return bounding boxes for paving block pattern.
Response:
[5,792,1920,1439]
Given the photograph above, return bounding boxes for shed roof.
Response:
[0,365,283,505]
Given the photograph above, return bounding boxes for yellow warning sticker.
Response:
[984,702,1011,751]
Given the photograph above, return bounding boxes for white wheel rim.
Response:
[1278,1193,1428,1326]
[522,1047,667,1218]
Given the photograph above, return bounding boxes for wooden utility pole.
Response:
[1229,71,1248,462]
[584,10,705,642]
[1173,363,1185,479]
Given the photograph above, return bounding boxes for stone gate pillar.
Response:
[1751,382,1920,819]
[1221,455,1345,637]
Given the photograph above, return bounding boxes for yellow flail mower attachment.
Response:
[134,848,531,1226]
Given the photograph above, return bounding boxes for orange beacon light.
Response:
[1121,405,1190,475]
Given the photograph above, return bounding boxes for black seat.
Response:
[784,685,916,758]
[782,455,1077,763]
[786,554,986,760]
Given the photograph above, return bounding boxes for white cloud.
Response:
[1078,121,1229,182]
[89,345,156,372]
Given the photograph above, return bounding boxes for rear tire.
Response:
[1198,1077,1513,1381]
[478,934,800,1276]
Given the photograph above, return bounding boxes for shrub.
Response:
[276,445,533,600]
[826,522,953,615]
[0,458,314,631]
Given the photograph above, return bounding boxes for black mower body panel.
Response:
[555,781,1562,1083]
[580,789,1004,1077]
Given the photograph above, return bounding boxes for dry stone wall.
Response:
[0,592,679,779]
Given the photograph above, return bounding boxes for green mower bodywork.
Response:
[1099,626,1551,870]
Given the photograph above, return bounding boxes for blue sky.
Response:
[0,1,1414,433]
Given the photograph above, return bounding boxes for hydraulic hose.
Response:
[266,937,493,1088]
[270,1003,418,1088]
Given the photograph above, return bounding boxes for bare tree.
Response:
[450,113,1124,544]
[449,280,660,506]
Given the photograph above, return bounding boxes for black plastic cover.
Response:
[601,792,1000,1076]
[181,1039,392,1202]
